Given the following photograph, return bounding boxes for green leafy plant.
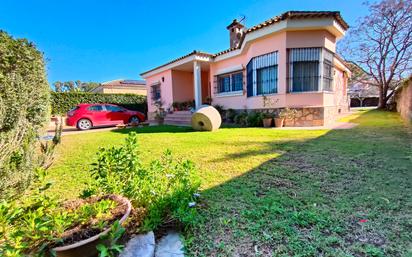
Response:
[83,132,200,231]
[96,220,126,257]
[234,111,248,126]
[225,108,237,123]
[246,112,264,127]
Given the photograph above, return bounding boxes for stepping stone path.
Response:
[155,231,185,257]
[120,231,155,257]
[119,231,184,257]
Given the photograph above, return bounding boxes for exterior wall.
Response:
[145,69,173,114]
[396,78,412,124]
[201,71,210,103]
[210,30,343,113]
[172,70,194,102]
[101,86,147,95]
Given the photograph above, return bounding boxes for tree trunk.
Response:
[377,85,387,109]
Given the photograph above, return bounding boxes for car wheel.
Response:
[129,116,140,125]
[77,119,92,130]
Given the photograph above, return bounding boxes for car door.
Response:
[105,105,125,125]
[86,105,107,126]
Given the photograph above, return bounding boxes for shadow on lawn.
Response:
[186,110,412,257]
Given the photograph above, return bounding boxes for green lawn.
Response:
[47,110,412,256]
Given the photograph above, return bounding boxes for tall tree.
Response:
[341,0,412,109]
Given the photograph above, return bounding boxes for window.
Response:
[87,105,104,112]
[105,105,123,112]
[246,51,278,97]
[291,61,319,92]
[323,59,333,91]
[217,72,243,93]
[151,84,161,101]
[288,48,334,92]
[232,72,243,91]
[257,66,277,95]
[218,75,231,93]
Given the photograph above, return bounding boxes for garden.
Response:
[1,7,412,256]
[17,110,411,256]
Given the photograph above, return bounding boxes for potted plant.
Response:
[155,110,165,125]
[262,113,274,128]
[153,100,166,125]
[276,108,297,127]
[52,194,132,257]
[172,102,180,112]
[0,191,132,257]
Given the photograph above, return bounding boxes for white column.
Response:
[193,61,202,109]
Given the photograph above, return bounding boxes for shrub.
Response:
[225,108,237,123]
[246,112,264,127]
[234,111,248,126]
[50,92,147,115]
[213,104,225,117]
[82,132,200,231]
[0,31,50,198]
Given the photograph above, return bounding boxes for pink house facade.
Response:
[141,11,351,126]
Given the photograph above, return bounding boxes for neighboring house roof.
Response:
[140,10,349,77]
[102,79,146,86]
[92,79,146,93]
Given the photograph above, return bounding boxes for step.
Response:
[164,120,191,126]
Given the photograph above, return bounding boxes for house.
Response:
[346,62,379,107]
[141,11,351,126]
[91,79,147,95]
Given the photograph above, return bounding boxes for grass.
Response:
[45,110,412,256]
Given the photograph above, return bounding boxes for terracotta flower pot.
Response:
[52,195,132,257]
[263,118,273,128]
[274,118,284,127]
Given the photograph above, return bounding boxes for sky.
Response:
[1,0,370,85]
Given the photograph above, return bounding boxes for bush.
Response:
[225,108,237,123]
[50,92,147,115]
[234,111,248,126]
[82,132,200,231]
[246,112,264,127]
[0,31,50,198]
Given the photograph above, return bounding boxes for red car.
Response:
[66,103,145,130]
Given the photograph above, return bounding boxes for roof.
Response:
[140,51,213,76]
[141,11,349,76]
[214,11,349,57]
[102,79,146,86]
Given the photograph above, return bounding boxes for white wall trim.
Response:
[214,91,243,98]
[215,65,244,76]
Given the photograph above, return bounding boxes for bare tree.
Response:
[342,0,412,109]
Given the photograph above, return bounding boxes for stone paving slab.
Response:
[155,231,184,257]
[120,231,155,257]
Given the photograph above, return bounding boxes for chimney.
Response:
[227,19,245,49]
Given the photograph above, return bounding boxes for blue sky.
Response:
[1,0,369,84]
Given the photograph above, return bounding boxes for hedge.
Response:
[0,31,50,198]
[51,92,147,115]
